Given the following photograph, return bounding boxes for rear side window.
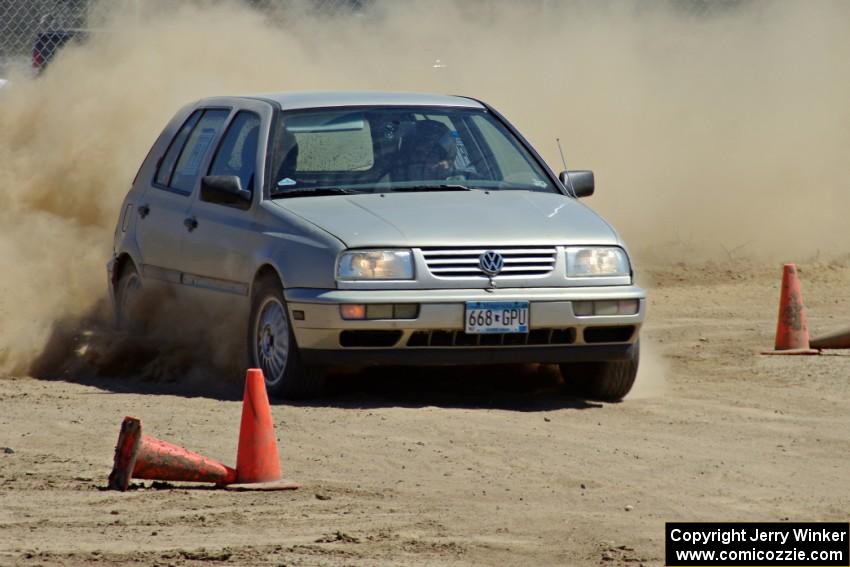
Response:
[155,110,202,187]
[170,109,230,193]
[209,111,261,193]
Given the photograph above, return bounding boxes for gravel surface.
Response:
[1,265,848,566]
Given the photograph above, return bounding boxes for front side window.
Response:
[268,106,556,197]
[170,109,229,193]
[209,111,261,193]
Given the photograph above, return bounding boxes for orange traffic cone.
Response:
[227,369,300,491]
[108,417,237,491]
[762,264,819,355]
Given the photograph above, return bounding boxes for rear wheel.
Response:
[248,276,325,399]
[114,262,143,331]
[559,341,640,401]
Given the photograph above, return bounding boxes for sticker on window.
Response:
[451,130,473,172]
[277,177,297,186]
[183,128,217,175]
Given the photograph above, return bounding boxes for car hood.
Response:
[274,190,619,248]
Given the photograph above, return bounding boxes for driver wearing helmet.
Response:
[397,120,458,181]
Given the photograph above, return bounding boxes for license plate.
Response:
[465,301,529,334]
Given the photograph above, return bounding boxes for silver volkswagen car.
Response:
[109,91,645,400]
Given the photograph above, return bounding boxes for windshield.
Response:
[269,106,558,197]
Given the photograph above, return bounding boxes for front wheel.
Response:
[248,277,325,399]
[559,341,640,401]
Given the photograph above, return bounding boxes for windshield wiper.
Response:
[388,184,472,193]
[271,186,358,198]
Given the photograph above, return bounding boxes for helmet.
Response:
[400,120,458,180]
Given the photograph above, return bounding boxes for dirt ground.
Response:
[1,263,849,566]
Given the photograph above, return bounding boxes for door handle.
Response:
[183,216,198,232]
[138,204,150,219]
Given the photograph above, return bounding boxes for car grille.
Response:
[583,326,636,344]
[420,246,558,278]
[407,328,576,347]
[339,330,403,347]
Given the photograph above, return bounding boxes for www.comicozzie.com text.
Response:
[670,527,848,546]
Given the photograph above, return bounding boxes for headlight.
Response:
[565,247,630,277]
[337,250,414,280]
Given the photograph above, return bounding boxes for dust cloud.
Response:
[1,0,848,376]
[628,340,668,399]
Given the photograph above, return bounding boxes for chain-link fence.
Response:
[0,0,368,76]
[0,0,745,77]
[0,0,85,73]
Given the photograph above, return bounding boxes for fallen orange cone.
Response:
[108,416,237,491]
[810,326,850,350]
[227,368,300,491]
[762,263,819,355]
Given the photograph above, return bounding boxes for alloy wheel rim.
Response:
[254,296,290,386]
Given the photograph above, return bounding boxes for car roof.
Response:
[236,91,486,111]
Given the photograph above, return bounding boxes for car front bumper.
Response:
[285,285,645,366]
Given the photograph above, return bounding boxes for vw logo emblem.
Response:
[479,251,504,276]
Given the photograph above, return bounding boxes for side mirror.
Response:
[559,170,594,198]
[200,175,252,208]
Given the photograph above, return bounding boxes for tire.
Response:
[114,262,143,331]
[248,276,325,400]
[559,340,640,401]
